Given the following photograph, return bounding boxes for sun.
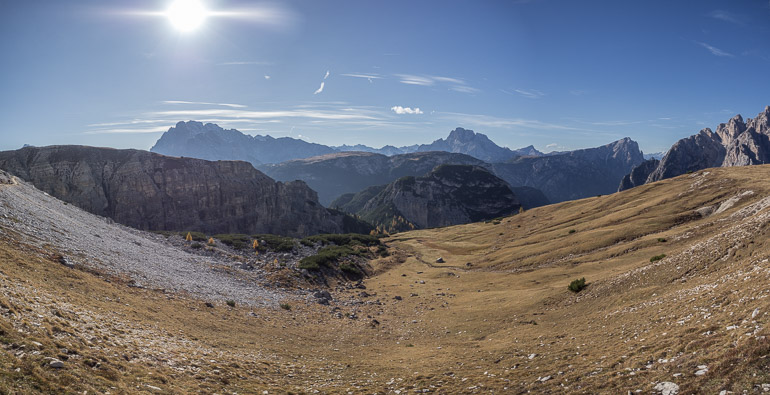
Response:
[166,0,208,32]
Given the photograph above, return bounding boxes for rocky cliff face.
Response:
[619,106,770,190]
[150,121,337,165]
[491,137,645,203]
[0,145,365,237]
[618,159,659,191]
[337,165,520,231]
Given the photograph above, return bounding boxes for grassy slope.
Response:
[2,166,770,393]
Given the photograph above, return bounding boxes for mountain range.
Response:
[151,122,543,165]
[619,106,770,191]
[151,122,643,205]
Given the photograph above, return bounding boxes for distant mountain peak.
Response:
[447,127,478,141]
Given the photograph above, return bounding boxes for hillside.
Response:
[335,164,521,232]
[3,166,770,392]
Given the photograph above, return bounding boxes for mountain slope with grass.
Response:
[4,165,770,393]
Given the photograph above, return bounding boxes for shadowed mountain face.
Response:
[619,106,770,191]
[333,165,520,232]
[414,127,542,162]
[490,137,645,202]
[0,145,369,237]
[264,138,641,206]
[150,121,337,165]
[260,151,490,206]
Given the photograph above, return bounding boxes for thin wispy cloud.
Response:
[85,126,170,135]
[163,100,247,108]
[324,70,330,80]
[341,73,383,83]
[314,81,325,95]
[217,61,272,66]
[395,74,478,93]
[264,75,271,80]
[696,41,734,57]
[513,89,545,99]
[152,108,380,121]
[395,74,434,86]
[391,106,423,115]
[708,10,743,25]
[437,112,615,136]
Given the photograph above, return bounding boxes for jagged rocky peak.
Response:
[446,127,478,141]
[168,120,225,136]
[619,106,770,190]
[716,114,746,142]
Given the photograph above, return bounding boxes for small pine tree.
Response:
[519,206,525,214]
[185,232,192,242]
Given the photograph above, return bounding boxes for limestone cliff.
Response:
[0,145,366,237]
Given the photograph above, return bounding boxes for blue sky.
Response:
[1,0,769,154]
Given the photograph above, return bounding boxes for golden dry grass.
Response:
[3,166,770,393]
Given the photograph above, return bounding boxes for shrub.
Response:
[650,254,666,262]
[252,234,296,252]
[298,260,320,270]
[225,300,236,307]
[214,234,251,250]
[299,245,362,270]
[568,229,576,234]
[190,242,203,249]
[657,238,667,243]
[340,263,362,275]
[300,233,380,248]
[568,277,586,293]
[279,303,291,311]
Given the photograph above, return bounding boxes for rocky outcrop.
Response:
[0,145,368,237]
[620,106,770,190]
[618,159,660,191]
[150,121,337,165]
[491,137,645,202]
[338,165,520,231]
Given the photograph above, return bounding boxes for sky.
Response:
[1,0,769,154]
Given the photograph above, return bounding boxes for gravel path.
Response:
[0,174,285,306]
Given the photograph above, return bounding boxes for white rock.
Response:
[753,308,761,319]
[654,381,679,395]
[48,360,64,369]
[528,353,537,360]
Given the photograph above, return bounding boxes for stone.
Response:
[653,381,679,395]
[436,257,445,263]
[49,360,64,369]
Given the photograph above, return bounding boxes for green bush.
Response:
[298,260,320,270]
[340,263,362,275]
[568,229,576,234]
[279,303,291,311]
[300,233,380,248]
[657,238,667,243]
[650,254,666,262]
[190,242,203,249]
[251,234,296,252]
[299,245,363,270]
[225,300,236,307]
[568,277,586,293]
[214,234,251,250]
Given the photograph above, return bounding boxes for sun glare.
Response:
[166,0,207,32]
